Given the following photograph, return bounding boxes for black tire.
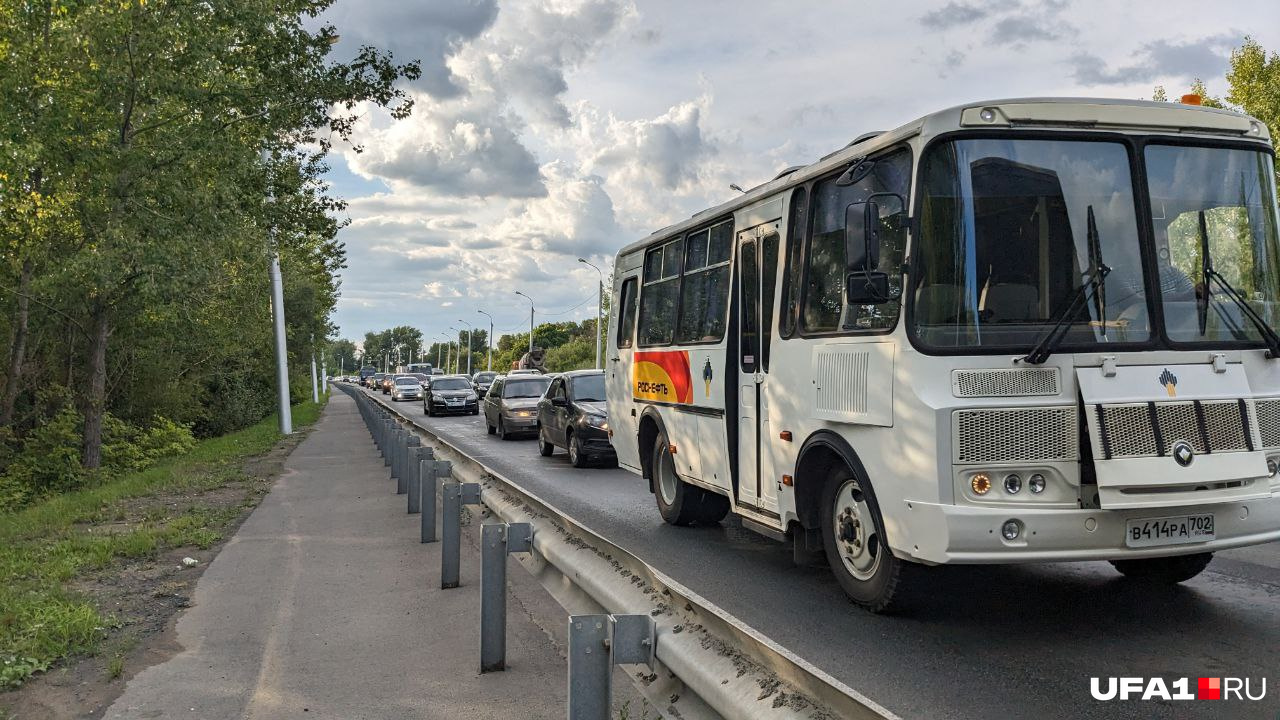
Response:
[497,418,509,441]
[538,427,555,456]
[569,430,589,468]
[471,408,479,416]
[819,467,909,613]
[651,436,703,526]
[1110,552,1213,583]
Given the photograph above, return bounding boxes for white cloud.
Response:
[323,0,1280,342]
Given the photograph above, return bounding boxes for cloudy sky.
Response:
[316,0,1279,351]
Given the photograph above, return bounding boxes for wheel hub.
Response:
[832,480,880,581]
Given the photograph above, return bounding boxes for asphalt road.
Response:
[364,385,1279,720]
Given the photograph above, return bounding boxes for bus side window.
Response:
[638,239,682,346]
[781,187,806,338]
[617,277,638,349]
[803,149,911,333]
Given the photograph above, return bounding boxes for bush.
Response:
[0,411,195,513]
[0,407,84,503]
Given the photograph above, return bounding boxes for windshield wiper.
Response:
[1196,210,1280,358]
[1021,206,1110,365]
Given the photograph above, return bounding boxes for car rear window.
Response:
[503,378,550,399]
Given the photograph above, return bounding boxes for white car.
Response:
[390,375,423,402]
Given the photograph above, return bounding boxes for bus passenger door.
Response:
[607,273,642,472]
[736,222,781,516]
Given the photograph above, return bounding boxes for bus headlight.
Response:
[1003,474,1022,495]
[971,473,992,495]
[1267,456,1279,478]
[1028,473,1047,494]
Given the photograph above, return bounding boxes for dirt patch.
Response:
[0,430,310,720]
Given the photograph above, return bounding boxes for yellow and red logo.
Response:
[633,351,692,404]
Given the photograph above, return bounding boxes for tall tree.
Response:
[0,0,419,468]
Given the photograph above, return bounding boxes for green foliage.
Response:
[0,408,83,502]
[0,396,325,689]
[0,0,418,473]
[491,319,601,372]
[362,326,425,368]
[0,411,195,512]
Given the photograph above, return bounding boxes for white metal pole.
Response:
[515,291,534,357]
[321,359,328,394]
[457,320,473,376]
[579,258,603,369]
[264,148,292,435]
[478,310,493,372]
[310,350,319,403]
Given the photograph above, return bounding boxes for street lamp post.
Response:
[515,291,534,357]
[262,147,292,434]
[477,310,494,371]
[578,258,604,369]
[309,335,319,403]
[457,319,473,376]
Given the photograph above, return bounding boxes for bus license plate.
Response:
[1125,514,1215,548]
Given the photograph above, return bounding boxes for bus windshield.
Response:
[913,138,1149,350]
[1145,144,1280,344]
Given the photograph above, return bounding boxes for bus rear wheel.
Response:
[820,470,907,613]
[1110,552,1212,583]
[652,436,704,526]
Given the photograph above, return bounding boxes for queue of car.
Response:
[360,366,615,469]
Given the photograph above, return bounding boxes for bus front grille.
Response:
[953,407,1078,464]
[1255,398,1280,448]
[1094,400,1258,459]
[951,368,1060,398]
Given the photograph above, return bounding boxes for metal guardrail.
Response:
[340,384,898,720]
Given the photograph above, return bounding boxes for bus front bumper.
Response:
[901,491,1280,565]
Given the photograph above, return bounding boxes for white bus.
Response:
[605,97,1280,611]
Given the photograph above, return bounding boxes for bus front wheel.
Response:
[820,470,908,613]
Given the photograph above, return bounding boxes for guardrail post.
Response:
[421,457,450,543]
[441,481,480,589]
[407,445,427,514]
[392,427,407,493]
[568,614,655,720]
[480,522,532,673]
[401,435,421,498]
[382,420,394,467]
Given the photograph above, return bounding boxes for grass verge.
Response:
[0,399,326,690]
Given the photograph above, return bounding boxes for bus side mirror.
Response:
[844,200,880,272]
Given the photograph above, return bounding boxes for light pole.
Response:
[263,147,292,434]
[435,339,442,369]
[309,335,319,403]
[477,310,494,371]
[457,319,473,376]
[515,291,534,357]
[578,258,604,369]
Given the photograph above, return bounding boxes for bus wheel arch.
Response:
[795,430,911,613]
[638,409,667,495]
[794,431,867,532]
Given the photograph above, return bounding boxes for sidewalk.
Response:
[103,391,565,720]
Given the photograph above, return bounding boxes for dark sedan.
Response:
[537,370,615,467]
[423,375,479,416]
[472,371,498,399]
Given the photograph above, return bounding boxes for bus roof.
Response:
[617,96,1271,259]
